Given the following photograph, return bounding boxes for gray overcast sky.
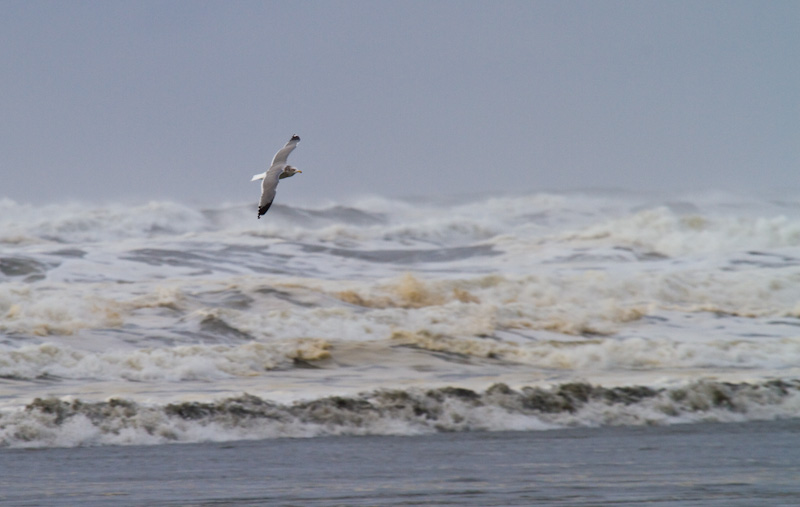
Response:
[2,0,798,206]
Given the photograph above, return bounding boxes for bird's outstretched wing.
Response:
[270,134,300,168]
[258,167,283,218]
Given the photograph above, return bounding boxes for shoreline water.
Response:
[2,419,798,506]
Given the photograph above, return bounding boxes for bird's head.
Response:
[279,166,302,179]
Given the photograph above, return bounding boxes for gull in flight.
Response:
[251,134,302,218]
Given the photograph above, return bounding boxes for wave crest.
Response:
[3,379,798,447]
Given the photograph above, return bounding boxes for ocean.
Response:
[2,190,800,503]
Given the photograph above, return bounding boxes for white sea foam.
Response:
[0,199,211,245]
[0,338,331,382]
[564,206,800,258]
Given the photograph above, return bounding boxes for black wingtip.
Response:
[258,202,272,218]
[290,134,300,141]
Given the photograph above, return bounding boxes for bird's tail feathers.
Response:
[251,172,267,181]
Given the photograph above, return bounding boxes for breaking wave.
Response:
[2,380,799,448]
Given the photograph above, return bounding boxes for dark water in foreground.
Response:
[2,419,799,506]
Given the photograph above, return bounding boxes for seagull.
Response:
[251,134,302,218]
